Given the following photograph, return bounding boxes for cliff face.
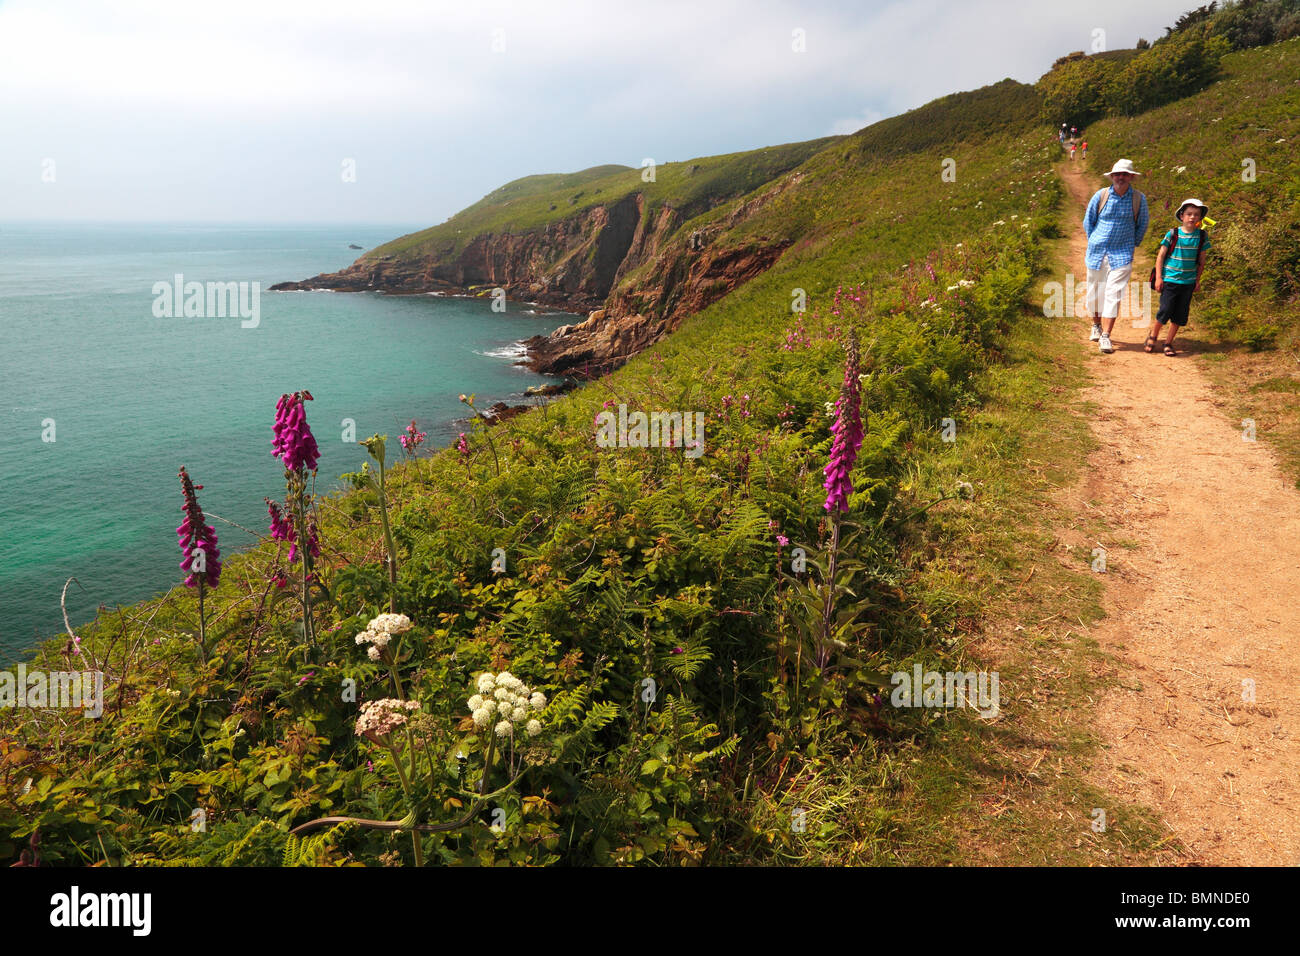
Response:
[272,185,796,376]
[271,193,644,315]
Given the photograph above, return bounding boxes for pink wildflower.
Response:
[399,419,427,455]
[823,331,864,513]
[177,467,221,588]
[271,390,320,473]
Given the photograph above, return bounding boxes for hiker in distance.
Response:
[1148,198,1212,356]
[1083,159,1149,353]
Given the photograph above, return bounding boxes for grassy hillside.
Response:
[369,139,838,261]
[607,80,1043,298]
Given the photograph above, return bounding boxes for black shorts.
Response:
[1156,282,1196,327]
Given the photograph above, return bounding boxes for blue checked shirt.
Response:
[1083,186,1149,268]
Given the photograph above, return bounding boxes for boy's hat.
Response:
[1104,159,1142,177]
[1176,197,1208,221]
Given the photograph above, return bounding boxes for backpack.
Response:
[1149,228,1206,289]
[1097,186,1143,224]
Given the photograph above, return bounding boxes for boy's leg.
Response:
[1146,319,1164,350]
[1163,285,1194,351]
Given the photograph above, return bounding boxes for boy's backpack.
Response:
[1097,186,1143,224]
[1148,228,1206,289]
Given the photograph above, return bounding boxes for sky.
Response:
[0,0,1200,224]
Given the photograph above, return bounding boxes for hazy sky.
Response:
[1,0,1197,224]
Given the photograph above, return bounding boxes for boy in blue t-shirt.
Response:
[1147,198,1212,356]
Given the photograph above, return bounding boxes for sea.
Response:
[0,222,575,663]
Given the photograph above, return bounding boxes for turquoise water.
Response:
[0,222,574,662]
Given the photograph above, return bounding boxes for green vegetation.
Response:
[8,16,1293,868]
[4,88,1112,864]
[1039,0,1300,127]
[369,139,837,262]
[844,79,1043,162]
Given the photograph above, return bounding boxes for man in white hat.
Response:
[1082,159,1149,353]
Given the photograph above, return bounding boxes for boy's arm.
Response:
[1195,242,1208,290]
[1134,193,1149,245]
[1155,234,1169,288]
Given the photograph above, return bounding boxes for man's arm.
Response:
[1134,193,1150,246]
[1083,192,1099,237]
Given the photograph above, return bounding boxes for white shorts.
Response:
[1085,256,1133,319]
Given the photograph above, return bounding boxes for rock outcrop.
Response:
[273,187,795,377]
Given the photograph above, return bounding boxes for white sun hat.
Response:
[1104,159,1143,178]
[1175,197,1208,220]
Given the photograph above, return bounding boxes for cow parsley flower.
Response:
[369,613,413,635]
[470,671,547,735]
[526,719,542,737]
[355,698,420,742]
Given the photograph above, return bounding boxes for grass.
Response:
[368,138,838,262]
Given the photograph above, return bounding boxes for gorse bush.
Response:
[1105,30,1231,116]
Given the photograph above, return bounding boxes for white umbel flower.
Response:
[369,613,413,635]
[494,720,513,738]
[526,719,542,738]
[529,692,546,711]
[476,673,496,694]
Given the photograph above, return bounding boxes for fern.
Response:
[282,823,354,867]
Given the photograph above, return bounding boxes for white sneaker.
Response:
[1099,334,1114,353]
[1090,324,1102,341]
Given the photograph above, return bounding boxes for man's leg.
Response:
[1101,261,1133,339]
[1086,259,1107,340]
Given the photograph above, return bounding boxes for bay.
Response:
[0,222,573,662]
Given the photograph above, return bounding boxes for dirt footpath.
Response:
[1056,161,1300,866]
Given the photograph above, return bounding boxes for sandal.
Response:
[1144,335,1158,353]
[1163,343,1177,356]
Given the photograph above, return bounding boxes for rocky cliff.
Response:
[272,145,834,376]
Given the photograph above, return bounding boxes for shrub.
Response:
[1105,30,1231,115]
